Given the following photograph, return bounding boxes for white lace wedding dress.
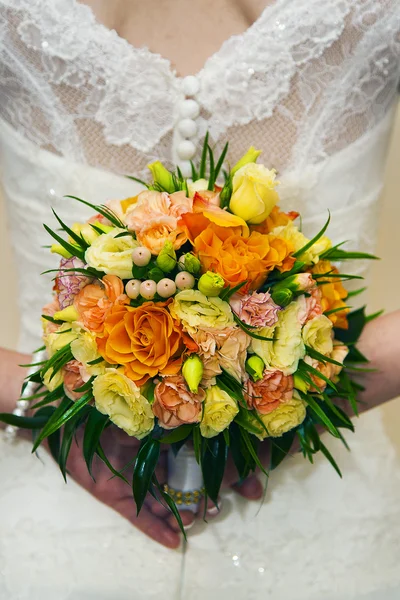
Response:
[0,1,400,598]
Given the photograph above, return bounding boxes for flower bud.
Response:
[272,273,315,295]
[147,160,175,193]
[219,177,233,209]
[53,305,80,322]
[271,287,294,307]
[197,271,225,297]
[125,279,141,299]
[182,355,204,394]
[51,244,73,259]
[188,178,209,197]
[179,253,201,276]
[132,246,152,267]
[71,223,99,245]
[156,278,177,298]
[156,241,177,273]
[175,271,195,290]
[92,221,115,234]
[140,280,157,299]
[231,146,262,176]
[245,355,265,382]
[293,374,310,394]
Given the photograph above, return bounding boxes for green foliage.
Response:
[83,409,109,478]
[293,213,330,259]
[201,434,228,507]
[132,437,161,513]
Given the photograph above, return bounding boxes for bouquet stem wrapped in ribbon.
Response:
[0,135,378,535]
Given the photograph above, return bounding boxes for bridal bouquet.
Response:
[2,137,376,533]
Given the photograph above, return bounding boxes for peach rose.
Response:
[124,190,193,254]
[245,370,294,414]
[74,275,128,334]
[194,224,294,292]
[153,375,205,429]
[97,301,183,386]
[311,260,349,329]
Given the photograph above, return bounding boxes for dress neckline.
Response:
[74,0,283,79]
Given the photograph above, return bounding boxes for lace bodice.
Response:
[0,2,400,599]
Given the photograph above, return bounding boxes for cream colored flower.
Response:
[169,289,234,334]
[43,322,78,357]
[251,297,306,375]
[255,392,307,439]
[43,367,64,392]
[70,328,106,377]
[93,369,154,438]
[200,385,239,438]
[85,228,138,279]
[302,314,333,356]
[271,221,331,265]
[230,163,279,224]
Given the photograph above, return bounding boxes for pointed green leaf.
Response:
[133,438,160,513]
[83,409,109,478]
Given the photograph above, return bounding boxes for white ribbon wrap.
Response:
[167,444,203,513]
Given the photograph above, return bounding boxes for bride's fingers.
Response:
[113,495,181,549]
[167,509,195,531]
[197,495,222,519]
[231,475,263,499]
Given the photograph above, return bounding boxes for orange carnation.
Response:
[153,375,205,429]
[194,223,294,292]
[245,370,294,414]
[74,275,128,334]
[311,260,349,329]
[97,301,184,385]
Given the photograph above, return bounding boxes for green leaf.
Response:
[161,424,194,444]
[132,264,148,279]
[125,175,149,188]
[347,287,367,298]
[32,394,91,452]
[72,376,95,394]
[199,132,209,179]
[319,440,342,477]
[151,476,187,539]
[234,412,262,435]
[31,384,64,409]
[207,145,215,190]
[193,425,201,464]
[299,360,337,392]
[240,428,268,477]
[58,410,89,482]
[270,429,296,470]
[190,160,199,181]
[325,306,352,316]
[305,346,343,367]
[209,142,229,189]
[51,209,89,250]
[293,213,330,259]
[334,307,367,345]
[366,309,384,323]
[229,422,254,481]
[65,195,126,229]
[96,443,129,485]
[133,438,161,514]
[233,313,274,341]
[43,223,85,260]
[0,413,50,429]
[301,394,341,438]
[201,434,228,507]
[83,409,109,478]
[219,281,247,302]
[87,356,104,366]
[223,428,230,447]
[320,248,379,261]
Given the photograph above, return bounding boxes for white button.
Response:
[178,118,197,138]
[177,140,196,160]
[180,99,200,119]
[182,75,200,96]
[178,161,193,178]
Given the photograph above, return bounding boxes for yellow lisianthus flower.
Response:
[85,228,138,279]
[169,289,234,334]
[200,385,239,438]
[43,322,78,357]
[254,394,307,439]
[302,314,334,356]
[271,221,332,265]
[93,369,154,438]
[70,328,106,377]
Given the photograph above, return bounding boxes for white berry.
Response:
[140,280,157,299]
[132,246,151,267]
[175,271,195,290]
[125,279,141,300]
[156,278,177,298]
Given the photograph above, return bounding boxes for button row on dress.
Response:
[177,76,200,177]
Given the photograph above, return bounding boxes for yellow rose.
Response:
[43,322,78,357]
[170,289,234,334]
[93,369,154,438]
[85,228,138,279]
[70,329,106,377]
[271,222,331,265]
[255,394,307,438]
[302,314,333,356]
[200,385,239,438]
[229,163,279,225]
[43,367,64,392]
[251,298,306,375]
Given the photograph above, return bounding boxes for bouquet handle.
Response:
[165,444,204,513]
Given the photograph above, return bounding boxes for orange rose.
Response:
[245,370,294,414]
[194,223,294,292]
[251,206,300,234]
[74,275,128,334]
[311,260,349,329]
[97,301,183,385]
[153,375,205,429]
